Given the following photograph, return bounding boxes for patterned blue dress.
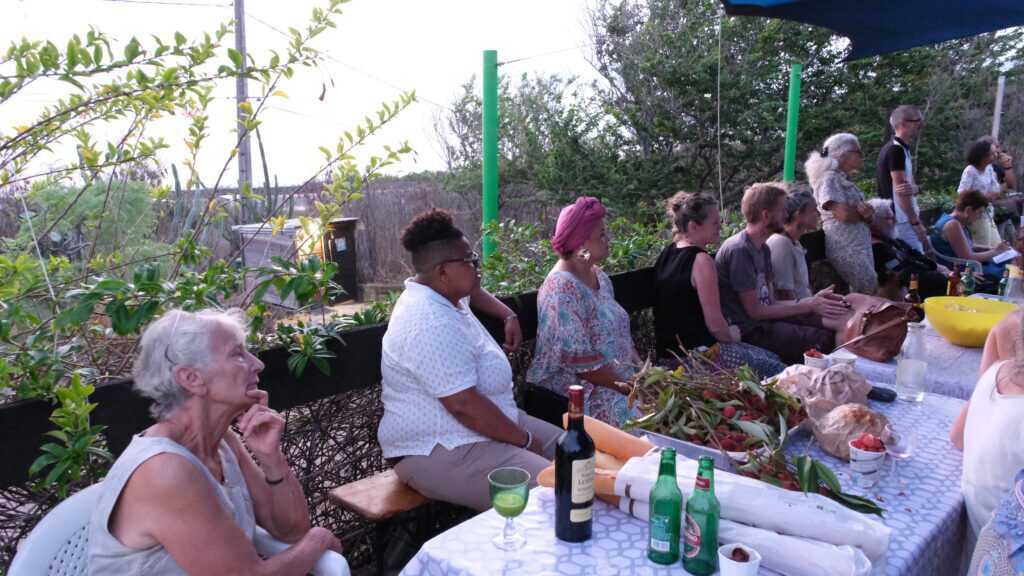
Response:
[970,468,1024,576]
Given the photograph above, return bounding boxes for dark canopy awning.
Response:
[721,0,1024,60]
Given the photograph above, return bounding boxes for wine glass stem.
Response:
[503,516,516,544]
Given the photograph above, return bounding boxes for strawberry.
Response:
[722,406,737,419]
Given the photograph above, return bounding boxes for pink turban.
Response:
[551,196,606,254]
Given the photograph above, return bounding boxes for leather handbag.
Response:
[836,298,916,362]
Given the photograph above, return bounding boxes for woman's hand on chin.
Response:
[236,397,285,460]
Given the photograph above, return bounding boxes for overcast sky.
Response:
[1,0,602,187]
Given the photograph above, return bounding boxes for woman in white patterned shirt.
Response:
[377,209,563,511]
[960,137,1012,248]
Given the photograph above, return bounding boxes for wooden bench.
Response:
[328,469,427,522]
[329,469,431,572]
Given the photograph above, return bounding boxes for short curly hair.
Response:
[401,209,466,273]
[400,209,463,253]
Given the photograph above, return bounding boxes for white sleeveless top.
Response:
[963,360,1024,537]
[88,434,255,575]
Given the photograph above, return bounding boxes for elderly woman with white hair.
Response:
[88,308,340,576]
[806,133,878,294]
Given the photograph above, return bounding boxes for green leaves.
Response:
[227,47,243,70]
[791,454,885,516]
[29,374,112,497]
[275,319,345,377]
[731,419,775,446]
[123,37,142,63]
[251,255,340,310]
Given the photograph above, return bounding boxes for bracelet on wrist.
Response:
[519,430,533,449]
[503,313,518,324]
[265,474,285,486]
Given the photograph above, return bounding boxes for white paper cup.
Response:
[718,543,761,576]
[848,440,885,487]
[803,353,829,370]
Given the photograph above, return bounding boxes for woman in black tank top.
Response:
[654,192,785,378]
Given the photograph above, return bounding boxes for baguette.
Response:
[561,413,654,461]
[537,463,620,505]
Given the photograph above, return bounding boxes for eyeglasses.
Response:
[905,118,923,124]
[438,251,481,270]
[164,312,183,367]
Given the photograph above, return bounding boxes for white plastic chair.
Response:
[931,251,984,277]
[9,483,350,576]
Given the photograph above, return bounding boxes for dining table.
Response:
[399,392,968,576]
[833,318,983,400]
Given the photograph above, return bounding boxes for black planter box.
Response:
[0,268,657,488]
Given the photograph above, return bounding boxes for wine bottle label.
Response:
[571,457,595,504]
[683,514,702,558]
[570,506,592,523]
[649,514,673,552]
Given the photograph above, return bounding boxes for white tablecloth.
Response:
[834,320,983,400]
[400,394,967,576]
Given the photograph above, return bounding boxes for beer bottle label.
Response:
[571,457,595,504]
[649,514,673,552]
[683,514,702,558]
[694,476,710,490]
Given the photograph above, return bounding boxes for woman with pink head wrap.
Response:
[550,196,607,255]
[525,197,640,428]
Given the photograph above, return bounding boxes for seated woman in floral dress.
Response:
[526,197,640,428]
[653,191,785,379]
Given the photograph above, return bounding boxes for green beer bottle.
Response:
[682,456,720,575]
[960,267,975,296]
[648,448,682,564]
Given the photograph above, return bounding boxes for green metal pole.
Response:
[783,62,803,182]
[481,50,499,261]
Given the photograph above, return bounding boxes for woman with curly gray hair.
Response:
[88,308,340,576]
[805,133,878,294]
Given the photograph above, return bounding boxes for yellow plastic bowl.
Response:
[923,296,1018,348]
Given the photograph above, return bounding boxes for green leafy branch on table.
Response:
[627,351,884,516]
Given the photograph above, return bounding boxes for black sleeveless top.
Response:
[653,243,716,357]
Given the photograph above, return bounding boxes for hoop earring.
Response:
[578,249,592,263]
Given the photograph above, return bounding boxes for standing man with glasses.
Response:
[877,105,929,253]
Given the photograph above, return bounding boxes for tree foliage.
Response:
[0,0,416,494]
[438,0,1024,212]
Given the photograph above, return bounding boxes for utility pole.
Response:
[992,74,1006,140]
[234,0,253,197]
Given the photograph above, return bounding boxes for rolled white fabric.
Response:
[619,497,872,576]
[613,452,891,561]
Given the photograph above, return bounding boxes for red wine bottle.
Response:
[555,384,595,542]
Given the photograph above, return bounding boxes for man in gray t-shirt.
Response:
[715,183,846,364]
[716,230,773,332]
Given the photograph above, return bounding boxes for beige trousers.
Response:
[393,410,562,511]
